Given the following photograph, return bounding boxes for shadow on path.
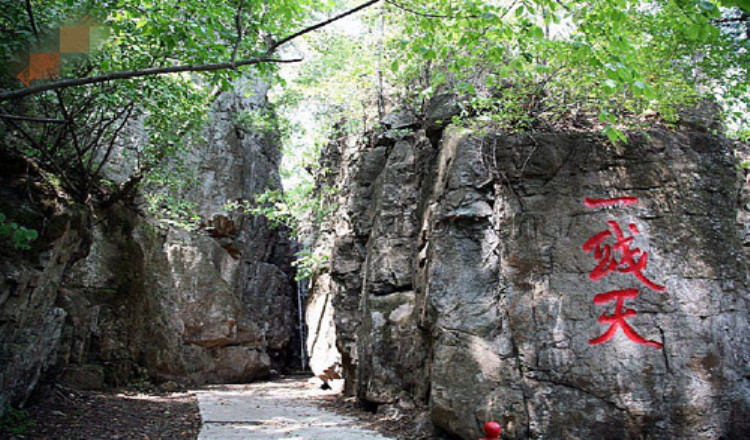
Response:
[194,377,394,439]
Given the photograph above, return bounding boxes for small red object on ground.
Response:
[480,421,501,439]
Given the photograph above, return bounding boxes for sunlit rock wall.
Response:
[307,116,749,439]
[56,78,297,387]
[0,78,297,416]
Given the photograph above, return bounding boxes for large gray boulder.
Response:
[418,128,747,438]
[307,122,749,439]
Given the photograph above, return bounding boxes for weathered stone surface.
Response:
[381,111,419,130]
[306,127,435,403]
[305,134,372,396]
[60,364,105,390]
[424,93,461,135]
[53,78,297,387]
[305,272,341,376]
[56,208,270,386]
[359,291,419,404]
[0,78,297,416]
[736,142,749,286]
[307,120,749,439]
[0,152,90,418]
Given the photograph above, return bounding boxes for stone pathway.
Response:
[194,377,394,439]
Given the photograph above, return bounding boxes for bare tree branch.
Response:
[25,0,39,41]
[54,89,89,183]
[0,107,77,192]
[711,13,749,26]
[89,102,135,192]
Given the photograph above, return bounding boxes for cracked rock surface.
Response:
[0,79,298,417]
[306,120,749,439]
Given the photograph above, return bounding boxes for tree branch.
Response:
[268,0,381,52]
[0,57,302,101]
[25,0,39,41]
[1,0,382,102]
[385,0,459,19]
[89,102,135,191]
[231,0,245,65]
[384,0,480,19]
[53,90,85,176]
[0,107,77,192]
[711,13,749,25]
[0,114,66,124]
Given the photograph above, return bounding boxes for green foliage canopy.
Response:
[1,0,747,238]
[382,0,748,137]
[0,0,340,206]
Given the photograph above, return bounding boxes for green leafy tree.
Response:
[1,0,747,237]
[382,0,748,138]
[0,0,379,212]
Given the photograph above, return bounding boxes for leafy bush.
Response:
[143,194,201,230]
[293,249,330,281]
[0,213,39,250]
[0,408,37,435]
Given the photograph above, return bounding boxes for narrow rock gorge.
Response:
[0,80,299,414]
[2,2,749,439]
[305,99,750,439]
[3,83,748,439]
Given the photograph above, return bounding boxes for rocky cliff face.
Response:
[54,79,298,389]
[306,108,750,439]
[0,153,90,415]
[0,78,298,415]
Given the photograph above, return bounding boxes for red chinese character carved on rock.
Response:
[589,289,663,348]
[582,220,665,292]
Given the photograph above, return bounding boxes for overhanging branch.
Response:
[0,113,66,124]
[0,57,302,101]
[711,13,749,25]
[269,0,381,52]
[0,0,382,101]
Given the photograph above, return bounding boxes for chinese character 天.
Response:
[582,196,665,349]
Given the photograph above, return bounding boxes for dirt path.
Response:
[10,377,410,439]
[195,377,394,439]
[15,385,201,439]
